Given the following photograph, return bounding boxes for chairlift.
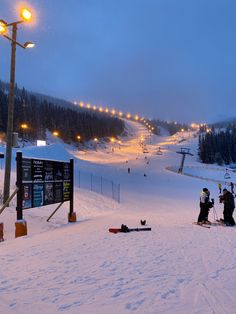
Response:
[224,169,231,179]
[156,147,163,155]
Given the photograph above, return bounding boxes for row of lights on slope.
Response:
[74,101,145,122]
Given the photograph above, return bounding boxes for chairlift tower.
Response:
[176,147,193,173]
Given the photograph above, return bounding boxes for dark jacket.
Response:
[222,191,235,211]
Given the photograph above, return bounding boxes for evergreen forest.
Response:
[152,119,189,135]
[198,126,236,165]
[0,81,125,144]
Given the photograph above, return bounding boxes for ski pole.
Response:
[212,205,218,222]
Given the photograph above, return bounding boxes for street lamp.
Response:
[110,137,115,152]
[76,135,81,150]
[94,137,98,151]
[0,20,7,35]
[20,123,28,146]
[1,8,35,203]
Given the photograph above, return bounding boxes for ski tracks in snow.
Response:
[172,226,236,314]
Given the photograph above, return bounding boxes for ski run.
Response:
[0,120,236,314]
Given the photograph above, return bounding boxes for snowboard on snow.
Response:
[109,226,151,234]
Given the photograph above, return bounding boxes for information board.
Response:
[16,152,74,222]
[17,155,73,210]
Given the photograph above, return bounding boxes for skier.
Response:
[197,188,213,224]
[219,188,235,226]
[128,167,130,174]
[218,183,222,194]
[230,182,234,195]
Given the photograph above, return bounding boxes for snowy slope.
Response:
[0,121,236,314]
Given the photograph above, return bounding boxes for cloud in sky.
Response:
[1,0,236,123]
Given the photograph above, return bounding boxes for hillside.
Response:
[0,81,125,143]
[0,120,236,314]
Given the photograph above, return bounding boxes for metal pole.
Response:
[3,24,17,203]
[47,202,64,222]
[69,159,74,216]
[178,154,186,173]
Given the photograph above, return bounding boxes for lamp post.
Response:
[0,8,35,203]
[20,123,28,147]
[76,135,81,149]
[94,138,98,151]
[110,137,115,152]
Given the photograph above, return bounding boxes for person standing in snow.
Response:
[197,188,213,224]
[219,188,235,226]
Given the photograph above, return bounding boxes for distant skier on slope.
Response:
[197,188,213,224]
[230,182,234,195]
[219,188,235,226]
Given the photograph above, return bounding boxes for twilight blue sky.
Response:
[1,0,236,123]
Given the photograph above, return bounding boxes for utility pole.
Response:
[3,24,17,203]
[0,8,35,204]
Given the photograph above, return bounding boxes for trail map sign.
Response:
[16,152,74,220]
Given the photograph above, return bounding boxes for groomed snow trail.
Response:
[0,121,236,314]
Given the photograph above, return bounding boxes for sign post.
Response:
[16,153,76,238]
[68,158,76,222]
[15,152,27,238]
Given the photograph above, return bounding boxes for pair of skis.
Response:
[193,220,227,229]
[193,222,211,228]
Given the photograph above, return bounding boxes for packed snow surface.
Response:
[0,121,236,314]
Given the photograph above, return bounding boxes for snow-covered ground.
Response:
[0,121,236,314]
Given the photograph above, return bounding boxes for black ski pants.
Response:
[198,203,209,222]
[223,208,235,226]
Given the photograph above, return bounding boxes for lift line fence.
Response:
[77,170,120,203]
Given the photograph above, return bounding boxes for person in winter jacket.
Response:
[198,188,213,224]
[219,188,235,226]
